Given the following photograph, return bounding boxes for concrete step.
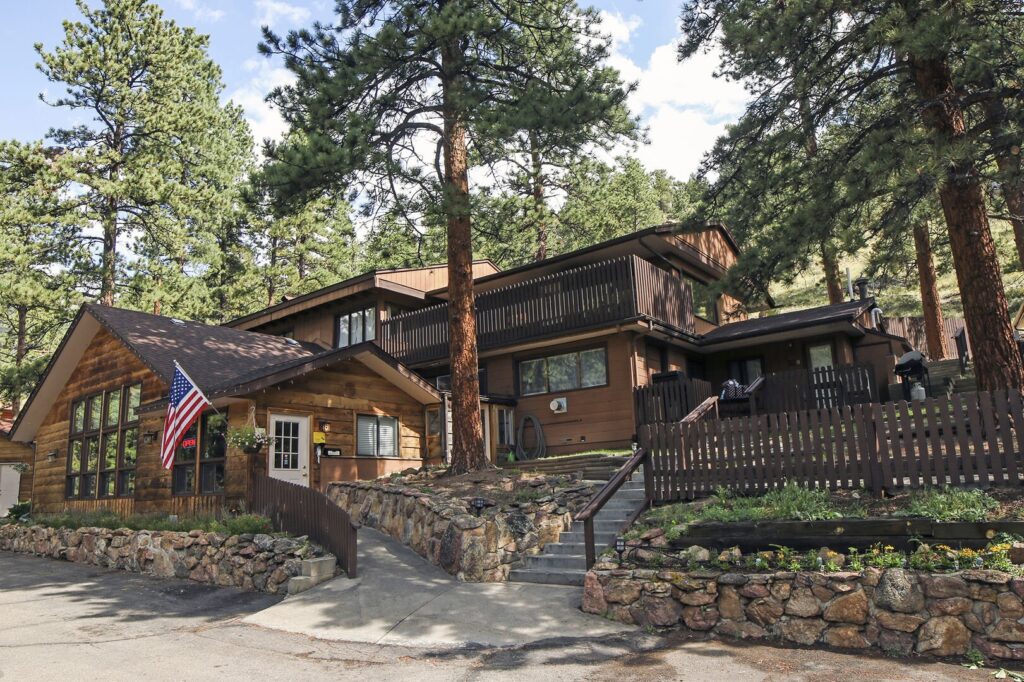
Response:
[508,568,585,586]
[523,553,587,570]
[557,531,618,546]
[541,542,589,555]
[301,556,336,581]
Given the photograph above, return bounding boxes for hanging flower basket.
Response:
[229,426,269,455]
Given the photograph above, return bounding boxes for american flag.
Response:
[160,362,211,470]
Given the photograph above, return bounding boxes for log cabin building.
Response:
[7,222,910,514]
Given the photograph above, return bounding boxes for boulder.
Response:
[928,597,973,616]
[682,605,719,631]
[874,610,926,633]
[920,574,969,599]
[824,625,870,649]
[998,592,1024,618]
[776,617,826,645]
[682,545,710,563]
[717,585,745,620]
[582,572,608,614]
[785,587,822,618]
[823,589,868,624]
[745,598,784,627]
[715,620,766,640]
[878,628,915,656]
[989,619,1024,643]
[916,616,970,656]
[636,596,683,628]
[874,569,925,613]
[604,579,642,605]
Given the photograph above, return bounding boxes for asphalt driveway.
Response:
[0,550,989,681]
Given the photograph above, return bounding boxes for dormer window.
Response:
[336,307,376,348]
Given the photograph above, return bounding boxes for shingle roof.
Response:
[701,299,873,344]
[85,303,322,394]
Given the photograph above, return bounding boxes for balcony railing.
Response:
[380,255,694,365]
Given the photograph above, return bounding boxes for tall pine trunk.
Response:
[980,78,1024,268]
[821,243,845,304]
[530,132,547,262]
[912,221,949,360]
[798,81,845,305]
[100,203,117,306]
[442,37,486,474]
[910,55,1024,390]
[12,305,26,414]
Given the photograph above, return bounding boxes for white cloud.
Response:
[229,58,296,148]
[174,0,225,22]
[254,0,311,28]
[598,11,749,180]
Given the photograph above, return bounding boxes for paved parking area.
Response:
[0,551,988,681]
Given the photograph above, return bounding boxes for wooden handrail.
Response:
[575,447,649,569]
[682,395,719,423]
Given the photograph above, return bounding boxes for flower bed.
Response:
[583,564,1024,661]
[0,523,331,593]
[326,468,596,581]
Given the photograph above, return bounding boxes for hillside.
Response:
[769,220,1024,319]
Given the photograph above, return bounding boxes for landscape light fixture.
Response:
[471,497,487,517]
[615,537,626,565]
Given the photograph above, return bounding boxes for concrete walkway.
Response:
[243,527,634,647]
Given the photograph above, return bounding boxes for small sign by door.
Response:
[268,414,310,486]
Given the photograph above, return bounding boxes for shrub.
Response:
[900,487,998,522]
[4,501,31,520]
[24,510,274,535]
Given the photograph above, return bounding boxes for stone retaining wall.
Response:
[326,479,595,581]
[0,523,328,594]
[584,566,1024,661]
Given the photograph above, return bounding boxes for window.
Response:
[335,307,375,348]
[172,412,227,495]
[517,347,608,396]
[356,415,398,457]
[66,383,140,499]
[426,407,441,437]
[496,407,514,446]
[808,343,835,369]
[727,358,763,385]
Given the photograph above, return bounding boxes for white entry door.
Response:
[268,414,309,486]
[0,465,21,517]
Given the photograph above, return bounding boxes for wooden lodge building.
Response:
[8,223,910,514]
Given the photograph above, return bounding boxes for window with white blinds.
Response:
[356,415,398,457]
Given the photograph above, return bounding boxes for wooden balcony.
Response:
[380,255,695,365]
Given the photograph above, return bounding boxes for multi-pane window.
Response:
[67,383,141,499]
[727,358,764,385]
[172,412,227,495]
[356,414,398,457]
[336,307,376,348]
[496,407,515,447]
[518,347,608,396]
[685,276,719,323]
[273,419,300,470]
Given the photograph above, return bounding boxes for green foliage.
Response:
[899,487,999,523]
[4,501,31,521]
[647,482,849,527]
[26,510,273,535]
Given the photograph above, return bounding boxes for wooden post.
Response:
[584,517,596,569]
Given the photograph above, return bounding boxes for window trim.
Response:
[66,383,141,500]
[515,343,610,397]
[334,305,377,349]
[171,410,228,497]
[355,413,400,458]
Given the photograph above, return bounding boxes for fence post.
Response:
[867,404,884,497]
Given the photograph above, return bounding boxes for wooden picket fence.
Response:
[249,472,358,577]
[634,375,714,427]
[638,390,1024,502]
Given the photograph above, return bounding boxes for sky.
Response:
[0,0,750,182]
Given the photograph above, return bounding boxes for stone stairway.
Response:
[509,474,646,586]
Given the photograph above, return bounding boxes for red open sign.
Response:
[180,437,197,448]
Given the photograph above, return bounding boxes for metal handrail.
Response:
[575,447,650,568]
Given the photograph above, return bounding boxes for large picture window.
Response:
[336,307,376,348]
[356,414,398,457]
[172,412,227,496]
[518,347,608,396]
[67,383,141,499]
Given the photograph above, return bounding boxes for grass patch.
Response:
[897,486,999,522]
[24,510,275,536]
[645,482,855,528]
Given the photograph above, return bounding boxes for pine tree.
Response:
[35,0,255,315]
[261,0,632,473]
[679,0,1024,390]
[0,142,83,411]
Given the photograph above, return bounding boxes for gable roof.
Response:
[701,299,874,345]
[11,304,439,442]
